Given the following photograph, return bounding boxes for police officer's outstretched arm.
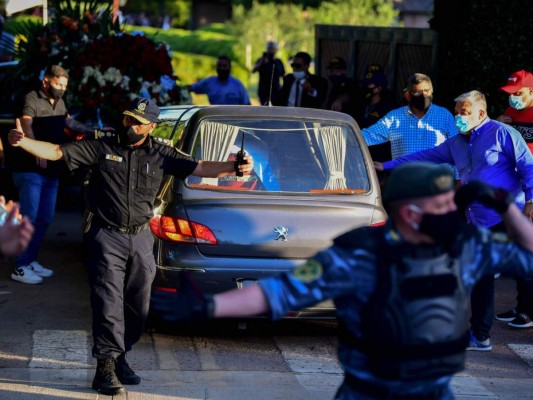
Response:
[8,118,64,161]
[213,285,270,317]
[455,181,533,252]
[502,204,533,253]
[150,272,270,322]
[192,157,254,178]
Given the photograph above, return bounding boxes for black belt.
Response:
[103,223,148,235]
[93,215,149,235]
[343,373,446,400]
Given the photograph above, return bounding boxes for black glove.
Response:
[454,181,513,214]
[150,271,215,322]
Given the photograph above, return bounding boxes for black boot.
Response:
[92,358,125,395]
[115,353,141,385]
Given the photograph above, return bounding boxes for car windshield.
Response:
[185,118,370,194]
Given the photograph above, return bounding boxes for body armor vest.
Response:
[344,236,469,381]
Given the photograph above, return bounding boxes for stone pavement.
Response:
[1,365,533,399]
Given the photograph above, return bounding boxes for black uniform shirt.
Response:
[62,134,198,227]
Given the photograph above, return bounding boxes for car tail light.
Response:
[150,215,218,245]
[153,286,177,293]
[370,220,387,227]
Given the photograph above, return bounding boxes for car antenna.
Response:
[265,63,275,106]
[236,131,245,177]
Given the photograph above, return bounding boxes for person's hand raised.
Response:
[8,118,25,147]
[0,201,34,256]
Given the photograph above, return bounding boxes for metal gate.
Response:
[315,25,438,103]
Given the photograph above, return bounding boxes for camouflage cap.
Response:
[383,162,455,206]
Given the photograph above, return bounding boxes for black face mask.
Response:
[363,86,376,99]
[121,126,146,145]
[217,69,230,81]
[409,94,432,111]
[49,87,65,100]
[329,75,346,87]
[418,210,463,248]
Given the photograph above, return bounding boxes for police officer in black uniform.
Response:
[153,162,533,400]
[8,97,253,396]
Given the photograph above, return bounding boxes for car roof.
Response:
[158,105,359,129]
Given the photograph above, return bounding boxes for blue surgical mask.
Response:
[509,95,526,110]
[293,71,306,80]
[454,115,471,134]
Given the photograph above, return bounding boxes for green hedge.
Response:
[124,24,238,59]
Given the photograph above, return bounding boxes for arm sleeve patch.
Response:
[291,259,323,282]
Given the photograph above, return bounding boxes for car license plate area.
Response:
[236,279,258,290]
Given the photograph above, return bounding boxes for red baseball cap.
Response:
[500,70,533,93]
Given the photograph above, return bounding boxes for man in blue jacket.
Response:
[374,89,533,351]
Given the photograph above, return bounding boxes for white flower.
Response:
[120,75,131,90]
[103,67,123,86]
[151,83,162,94]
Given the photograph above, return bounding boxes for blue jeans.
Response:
[12,172,59,267]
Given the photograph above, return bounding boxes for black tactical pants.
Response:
[84,223,155,359]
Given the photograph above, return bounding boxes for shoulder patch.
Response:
[94,130,116,140]
[292,259,323,282]
[153,136,173,147]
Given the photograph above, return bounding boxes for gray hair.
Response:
[454,90,487,111]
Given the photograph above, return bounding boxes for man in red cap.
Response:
[495,69,533,330]
[497,70,533,153]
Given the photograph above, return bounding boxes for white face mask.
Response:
[293,71,306,80]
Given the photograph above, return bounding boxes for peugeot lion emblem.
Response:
[274,226,288,241]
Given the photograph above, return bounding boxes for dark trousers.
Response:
[470,222,506,341]
[84,225,155,359]
[516,278,533,316]
[470,275,494,341]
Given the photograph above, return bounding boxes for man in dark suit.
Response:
[276,51,327,109]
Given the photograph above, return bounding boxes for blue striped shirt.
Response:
[362,104,459,159]
[383,118,533,228]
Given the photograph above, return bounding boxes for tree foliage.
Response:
[228,0,397,65]
[120,0,191,28]
[231,0,336,8]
